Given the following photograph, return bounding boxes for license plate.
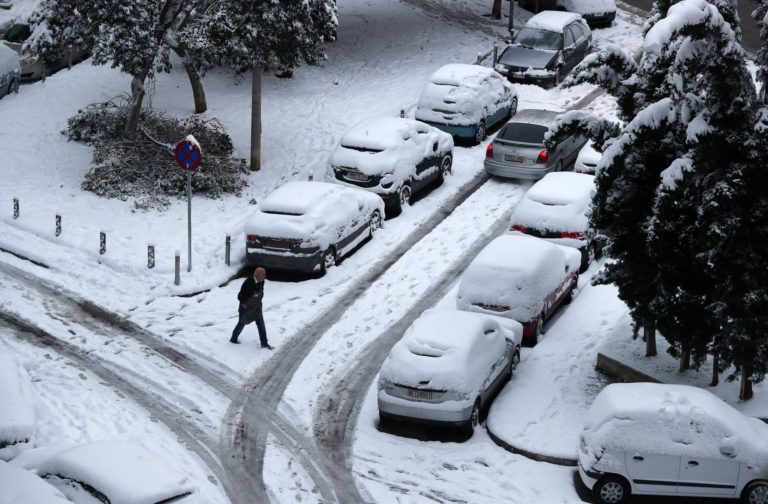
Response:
[345,171,368,181]
[504,154,525,163]
[407,389,433,400]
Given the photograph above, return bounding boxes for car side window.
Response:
[564,27,576,49]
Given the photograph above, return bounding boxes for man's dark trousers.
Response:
[231,308,268,346]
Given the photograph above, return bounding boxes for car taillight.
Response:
[246,234,257,243]
[536,150,549,164]
[511,224,528,233]
[486,143,494,158]
[561,231,585,239]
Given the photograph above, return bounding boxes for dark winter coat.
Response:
[237,276,264,323]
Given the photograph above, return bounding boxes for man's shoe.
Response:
[261,343,274,350]
[230,338,240,344]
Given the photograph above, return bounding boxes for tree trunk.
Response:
[678,347,690,372]
[125,68,152,138]
[250,67,262,171]
[739,365,754,401]
[491,0,503,19]
[174,46,207,114]
[710,354,719,387]
[644,316,657,357]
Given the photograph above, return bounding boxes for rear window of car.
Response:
[499,123,549,143]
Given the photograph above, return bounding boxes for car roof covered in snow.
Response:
[19,441,195,504]
[260,181,348,216]
[380,310,520,392]
[508,109,561,128]
[0,355,36,461]
[526,10,584,32]
[340,117,426,151]
[583,383,768,464]
[525,172,594,207]
[0,460,70,504]
[429,63,496,88]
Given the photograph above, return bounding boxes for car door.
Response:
[624,451,681,495]
[486,75,508,127]
[677,456,740,497]
[480,328,509,401]
[329,194,359,255]
[562,26,578,73]
[413,126,435,189]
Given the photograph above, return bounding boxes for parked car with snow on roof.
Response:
[328,117,453,216]
[509,172,596,272]
[0,355,36,461]
[2,22,88,81]
[457,234,579,346]
[556,0,616,28]
[580,383,768,504]
[494,11,592,88]
[415,63,518,145]
[378,310,523,434]
[574,139,601,174]
[245,181,384,276]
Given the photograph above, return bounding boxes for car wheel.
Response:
[10,78,19,94]
[474,120,486,145]
[369,210,382,237]
[509,349,521,376]
[593,476,630,504]
[564,276,579,304]
[743,481,768,504]
[530,315,544,346]
[464,399,481,434]
[319,247,337,276]
[437,154,452,183]
[399,184,411,209]
[508,97,518,119]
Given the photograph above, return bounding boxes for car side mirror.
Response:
[720,445,736,458]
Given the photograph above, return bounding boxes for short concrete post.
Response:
[174,250,181,286]
[400,109,405,118]
[225,234,231,266]
[99,231,106,255]
[67,45,73,69]
[55,214,61,237]
[493,43,498,66]
[13,197,19,219]
[148,244,155,269]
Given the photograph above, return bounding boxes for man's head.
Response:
[254,267,266,282]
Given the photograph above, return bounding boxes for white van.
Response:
[579,383,768,504]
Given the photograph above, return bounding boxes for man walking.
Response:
[230,267,273,349]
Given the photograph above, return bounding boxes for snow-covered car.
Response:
[415,63,518,145]
[485,108,587,180]
[556,0,616,28]
[2,22,88,81]
[494,11,592,88]
[11,441,197,504]
[377,310,523,433]
[574,139,601,174]
[456,234,579,346]
[509,172,596,272]
[579,383,768,504]
[245,181,384,276]
[0,41,19,98]
[0,355,36,461]
[328,117,453,216]
[0,460,70,504]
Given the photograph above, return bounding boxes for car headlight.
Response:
[494,63,509,72]
[380,171,395,189]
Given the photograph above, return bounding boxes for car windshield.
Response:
[499,123,549,144]
[4,23,30,43]
[514,27,562,51]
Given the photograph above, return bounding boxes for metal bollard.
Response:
[13,197,19,219]
[67,45,73,70]
[55,214,61,237]
[225,234,231,266]
[174,250,180,286]
[400,109,405,118]
[148,244,155,269]
[308,169,314,181]
[493,44,498,66]
[99,231,106,255]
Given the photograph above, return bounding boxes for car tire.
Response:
[474,120,486,145]
[743,481,768,504]
[10,78,19,94]
[564,275,579,304]
[508,97,518,119]
[509,349,520,376]
[464,399,481,434]
[593,476,630,504]
[437,154,452,184]
[369,210,382,237]
[319,247,337,276]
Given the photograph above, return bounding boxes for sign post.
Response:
[174,135,202,273]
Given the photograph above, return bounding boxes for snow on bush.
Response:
[457,234,580,323]
[245,181,384,250]
[0,355,36,461]
[379,310,520,395]
[415,64,515,126]
[0,460,70,504]
[509,172,594,234]
[67,99,248,211]
[581,383,768,467]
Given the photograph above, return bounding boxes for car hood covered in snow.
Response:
[498,45,558,70]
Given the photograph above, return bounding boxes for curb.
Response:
[486,426,578,467]
[595,352,663,384]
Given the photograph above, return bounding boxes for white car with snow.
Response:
[0,355,36,461]
[509,172,597,272]
[378,310,523,433]
[579,383,768,504]
[415,63,518,145]
[0,460,70,504]
[574,140,601,174]
[328,117,453,216]
[11,441,197,504]
[245,181,384,276]
[456,234,580,346]
[0,41,19,98]
[556,0,616,28]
